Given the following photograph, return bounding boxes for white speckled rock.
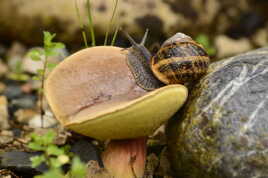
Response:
[167,48,268,178]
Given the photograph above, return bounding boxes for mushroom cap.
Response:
[45,46,188,140]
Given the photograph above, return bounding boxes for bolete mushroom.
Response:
[44,46,187,178]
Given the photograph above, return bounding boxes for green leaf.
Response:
[54,42,65,49]
[29,133,44,146]
[195,34,216,56]
[14,61,23,73]
[29,49,42,61]
[207,47,216,56]
[28,142,45,151]
[37,69,45,76]
[31,155,46,168]
[44,47,57,56]
[8,73,30,81]
[32,76,41,81]
[62,145,73,158]
[43,31,56,47]
[42,130,56,145]
[46,145,65,156]
[196,34,210,48]
[70,157,87,178]
[57,155,70,165]
[49,157,63,168]
[37,87,43,94]
[42,31,65,58]
[34,168,64,178]
[30,133,40,141]
[47,63,57,70]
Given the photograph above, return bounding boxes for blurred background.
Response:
[0,0,267,60]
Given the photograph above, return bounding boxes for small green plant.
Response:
[75,0,120,47]
[74,0,88,47]
[28,130,87,178]
[195,34,216,56]
[104,0,119,46]
[28,31,65,127]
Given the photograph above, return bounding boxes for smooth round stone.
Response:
[167,48,268,178]
[11,95,36,109]
[4,84,22,99]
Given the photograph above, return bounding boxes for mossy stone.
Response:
[167,48,268,178]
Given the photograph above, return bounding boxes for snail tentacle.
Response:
[124,31,164,90]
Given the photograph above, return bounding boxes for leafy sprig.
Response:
[195,34,216,56]
[28,130,87,178]
[28,31,65,127]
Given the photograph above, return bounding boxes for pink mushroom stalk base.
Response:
[102,137,147,178]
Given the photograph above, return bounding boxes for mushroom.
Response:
[44,46,188,178]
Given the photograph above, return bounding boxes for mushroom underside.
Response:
[65,84,188,140]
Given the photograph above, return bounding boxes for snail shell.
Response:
[125,32,210,90]
[151,33,210,85]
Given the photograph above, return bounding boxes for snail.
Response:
[124,30,210,90]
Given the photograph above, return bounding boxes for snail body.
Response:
[125,31,210,90]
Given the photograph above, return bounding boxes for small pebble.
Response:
[6,42,26,71]
[70,139,102,165]
[0,95,9,130]
[0,151,47,175]
[28,111,58,128]
[20,82,34,94]
[0,43,7,57]
[0,82,6,94]
[215,35,253,58]
[11,95,36,109]
[4,85,22,99]
[0,130,14,144]
[252,29,268,47]
[0,60,8,77]
[15,109,37,124]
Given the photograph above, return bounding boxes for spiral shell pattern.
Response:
[151,33,210,85]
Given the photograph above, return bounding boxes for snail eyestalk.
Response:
[123,31,139,47]
[140,29,149,46]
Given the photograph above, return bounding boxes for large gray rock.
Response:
[0,151,47,176]
[167,48,268,178]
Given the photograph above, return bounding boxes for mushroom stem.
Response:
[102,137,147,178]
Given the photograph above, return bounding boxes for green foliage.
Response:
[34,169,64,178]
[28,130,87,178]
[195,34,216,56]
[74,0,88,47]
[28,31,65,82]
[86,0,96,46]
[70,157,87,178]
[104,0,119,46]
[75,0,120,47]
[28,31,65,128]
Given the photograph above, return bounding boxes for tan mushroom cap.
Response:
[45,46,188,140]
